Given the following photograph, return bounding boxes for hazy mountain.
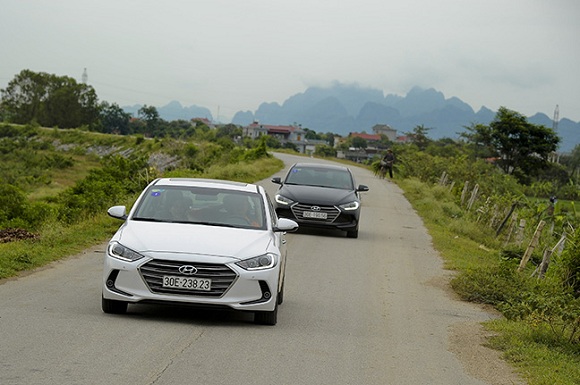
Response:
[231,84,579,152]
[123,101,213,122]
[124,84,579,153]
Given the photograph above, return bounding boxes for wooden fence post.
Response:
[536,234,567,279]
[518,220,546,272]
[503,212,518,246]
[439,171,448,186]
[467,184,479,211]
[461,181,469,206]
[516,219,526,246]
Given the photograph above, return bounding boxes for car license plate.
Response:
[162,275,211,291]
[303,211,327,219]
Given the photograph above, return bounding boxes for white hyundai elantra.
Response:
[102,178,298,325]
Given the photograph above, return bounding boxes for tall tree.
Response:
[137,105,161,136]
[98,102,131,134]
[466,107,560,183]
[406,125,432,151]
[0,69,100,128]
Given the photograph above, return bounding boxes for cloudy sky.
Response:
[1,0,579,123]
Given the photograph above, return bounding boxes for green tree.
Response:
[137,105,161,136]
[98,102,131,134]
[0,69,100,128]
[466,107,560,183]
[351,136,367,149]
[315,145,337,157]
[216,124,242,139]
[406,125,432,151]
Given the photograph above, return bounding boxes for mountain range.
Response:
[124,84,579,153]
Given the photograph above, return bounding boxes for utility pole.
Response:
[81,68,88,84]
[552,104,559,131]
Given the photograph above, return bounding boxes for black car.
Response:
[272,163,369,238]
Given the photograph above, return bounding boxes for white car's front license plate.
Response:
[303,211,327,219]
[162,276,212,291]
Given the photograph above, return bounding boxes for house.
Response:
[243,121,324,154]
[191,117,215,129]
[372,124,398,141]
[349,132,381,144]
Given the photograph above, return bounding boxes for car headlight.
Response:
[108,242,145,262]
[236,253,277,270]
[339,201,360,211]
[275,194,293,206]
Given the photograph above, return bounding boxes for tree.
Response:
[406,125,432,151]
[0,69,100,128]
[351,136,367,149]
[315,145,337,157]
[98,102,131,134]
[137,105,161,136]
[466,107,560,183]
[216,124,242,139]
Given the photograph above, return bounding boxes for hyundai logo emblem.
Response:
[310,206,321,211]
[178,265,198,275]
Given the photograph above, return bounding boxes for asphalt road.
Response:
[1,153,506,385]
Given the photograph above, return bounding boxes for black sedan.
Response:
[272,163,369,238]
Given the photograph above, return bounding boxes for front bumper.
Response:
[275,207,359,231]
[102,254,279,312]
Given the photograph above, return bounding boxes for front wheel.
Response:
[346,228,359,238]
[102,296,128,314]
[254,303,278,325]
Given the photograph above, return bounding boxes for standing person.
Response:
[382,149,395,179]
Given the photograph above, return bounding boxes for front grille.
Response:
[291,203,340,223]
[139,259,238,297]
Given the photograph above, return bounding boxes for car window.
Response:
[286,167,353,189]
[132,186,266,229]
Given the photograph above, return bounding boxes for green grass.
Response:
[0,156,284,280]
[0,215,120,278]
[396,177,580,385]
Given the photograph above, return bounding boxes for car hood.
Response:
[279,185,356,205]
[114,221,273,260]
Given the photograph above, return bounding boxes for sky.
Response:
[1,0,579,124]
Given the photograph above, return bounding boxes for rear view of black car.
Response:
[272,163,369,238]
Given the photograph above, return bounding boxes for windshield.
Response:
[285,166,354,189]
[131,186,266,230]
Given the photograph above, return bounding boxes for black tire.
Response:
[254,303,278,325]
[346,228,359,238]
[277,280,285,305]
[102,296,128,314]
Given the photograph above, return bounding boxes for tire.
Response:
[346,228,359,238]
[102,296,128,314]
[254,303,278,325]
[277,280,285,305]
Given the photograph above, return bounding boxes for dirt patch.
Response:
[450,322,526,385]
[426,273,526,384]
[0,228,39,243]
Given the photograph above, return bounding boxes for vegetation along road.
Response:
[0,153,524,384]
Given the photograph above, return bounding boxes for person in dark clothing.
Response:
[382,149,395,178]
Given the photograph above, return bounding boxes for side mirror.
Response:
[357,184,369,192]
[274,218,298,233]
[271,177,282,185]
[107,205,127,220]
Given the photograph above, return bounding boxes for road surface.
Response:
[0,153,524,384]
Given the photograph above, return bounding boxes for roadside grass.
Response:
[397,177,580,385]
[0,215,120,279]
[0,156,284,281]
[28,153,102,201]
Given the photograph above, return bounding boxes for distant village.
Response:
[192,118,407,162]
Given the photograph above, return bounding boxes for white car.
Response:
[102,178,298,325]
